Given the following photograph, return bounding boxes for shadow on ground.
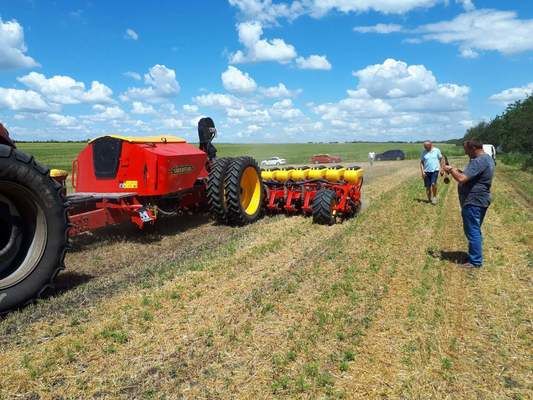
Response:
[428,249,468,264]
[69,213,212,252]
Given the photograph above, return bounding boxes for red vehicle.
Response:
[0,118,263,313]
[310,154,342,164]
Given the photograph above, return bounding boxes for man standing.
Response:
[420,141,444,204]
[368,151,375,166]
[444,139,495,268]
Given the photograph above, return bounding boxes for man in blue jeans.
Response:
[420,141,444,204]
[444,139,495,268]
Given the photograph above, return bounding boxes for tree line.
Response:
[464,93,533,170]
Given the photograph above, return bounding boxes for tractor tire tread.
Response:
[0,144,68,314]
[312,188,337,225]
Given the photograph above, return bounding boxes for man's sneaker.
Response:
[431,197,438,205]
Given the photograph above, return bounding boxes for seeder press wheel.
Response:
[312,189,338,225]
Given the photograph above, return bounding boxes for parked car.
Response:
[375,149,405,161]
[310,154,342,164]
[261,156,287,167]
[482,144,496,164]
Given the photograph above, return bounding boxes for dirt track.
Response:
[0,160,531,400]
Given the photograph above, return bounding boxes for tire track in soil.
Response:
[0,162,418,399]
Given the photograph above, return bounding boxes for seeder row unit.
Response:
[261,166,364,225]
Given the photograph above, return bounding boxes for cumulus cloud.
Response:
[260,83,298,98]
[312,58,471,140]
[131,101,156,114]
[229,0,444,23]
[123,64,180,101]
[0,87,51,111]
[296,54,331,70]
[125,28,139,40]
[88,105,126,120]
[353,58,437,99]
[221,65,257,92]
[194,92,239,108]
[182,104,199,113]
[489,83,533,105]
[48,113,77,127]
[270,98,303,119]
[353,23,403,34]
[123,71,142,80]
[415,9,533,56]
[161,118,184,129]
[230,21,297,64]
[18,72,114,104]
[0,18,39,69]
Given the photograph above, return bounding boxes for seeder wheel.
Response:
[224,157,263,225]
[312,189,337,225]
[207,157,233,222]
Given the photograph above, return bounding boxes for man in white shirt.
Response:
[420,141,444,204]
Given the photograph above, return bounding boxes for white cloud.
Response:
[458,0,475,11]
[48,113,76,127]
[271,98,303,119]
[231,21,297,64]
[489,83,533,105]
[131,101,156,114]
[312,58,471,141]
[221,65,257,93]
[296,54,332,70]
[123,71,142,80]
[459,48,479,59]
[123,64,180,101]
[18,72,114,104]
[229,0,446,23]
[260,83,297,98]
[309,0,440,16]
[125,28,139,40]
[194,93,239,108]
[183,104,199,113]
[0,87,50,111]
[228,0,304,24]
[89,105,126,120]
[0,18,38,69]
[415,9,533,56]
[161,118,184,129]
[354,59,437,98]
[353,23,403,34]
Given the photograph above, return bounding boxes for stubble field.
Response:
[0,143,531,399]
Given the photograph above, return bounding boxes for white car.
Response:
[261,156,287,167]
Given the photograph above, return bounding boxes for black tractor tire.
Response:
[0,145,68,314]
[207,157,233,222]
[312,188,338,225]
[224,156,264,226]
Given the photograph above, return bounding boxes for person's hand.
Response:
[421,171,426,179]
[440,170,444,176]
[443,165,453,173]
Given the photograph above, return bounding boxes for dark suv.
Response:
[375,149,405,161]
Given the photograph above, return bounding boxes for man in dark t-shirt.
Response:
[444,139,495,268]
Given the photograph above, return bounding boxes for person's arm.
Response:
[443,166,469,183]
[420,160,426,178]
[438,150,445,175]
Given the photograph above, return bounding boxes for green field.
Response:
[17,141,464,172]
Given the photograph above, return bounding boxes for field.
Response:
[17,141,465,172]
[1,144,531,399]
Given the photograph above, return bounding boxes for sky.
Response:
[0,0,532,143]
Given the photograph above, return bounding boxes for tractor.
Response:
[0,119,363,313]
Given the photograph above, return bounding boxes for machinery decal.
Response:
[170,165,194,175]
[119,180,138,189]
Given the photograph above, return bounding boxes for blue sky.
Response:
[0,0,532,142]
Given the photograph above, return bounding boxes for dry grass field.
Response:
[0,159,531,399]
